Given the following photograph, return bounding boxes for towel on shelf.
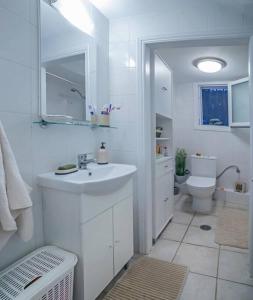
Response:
[0,121,33,250]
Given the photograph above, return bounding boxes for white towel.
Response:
[0,121,33,250]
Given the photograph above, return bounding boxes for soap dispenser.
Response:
[97,142,109,164]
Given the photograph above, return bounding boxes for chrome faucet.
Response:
[78,153,95,170]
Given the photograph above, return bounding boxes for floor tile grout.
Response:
[216,277,253,288]
[161,238,219,250]
[189,271,217,279]
[172,221,194,226]
[181,241,219,249]
[171,212,196,262]
[215,245,221,300]
[162,234,249,253]
[220,248,249,254]
[219,248,249,254]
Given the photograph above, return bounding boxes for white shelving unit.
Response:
[155,113,173,159]
[151,52,174,241]
[153,113,174,240]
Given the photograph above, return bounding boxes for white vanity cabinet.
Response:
[81,196,133,300]
[153,158,174,240]
[81,209,114,300]
[41,175,135,300]
[113,196,134,275]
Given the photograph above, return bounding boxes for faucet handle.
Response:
[78,154,85,161]
[78,153,93,161]
[84,152,93,158]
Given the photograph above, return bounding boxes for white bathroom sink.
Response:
[37,163,137,194]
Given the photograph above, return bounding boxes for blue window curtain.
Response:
[201,86,229,126]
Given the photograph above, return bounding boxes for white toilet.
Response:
[186,155,216,213]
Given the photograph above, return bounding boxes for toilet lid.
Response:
[186,176,216,188]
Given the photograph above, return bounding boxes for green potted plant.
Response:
[175,148,189,183]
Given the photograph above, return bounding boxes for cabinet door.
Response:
[153,169,174,239]
[153,177,165,239]
[81,209,114,300]
[164,169,174,223]
[113,197,134,275]
[154,53,173,118]
[153,174,169,238]
[160,173,171,229]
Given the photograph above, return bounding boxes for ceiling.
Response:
[155,39,249,83]
[89,0,253,19]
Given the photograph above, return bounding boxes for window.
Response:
[201,85,229,126]
[230,78,249,127]
[195,84,229,131]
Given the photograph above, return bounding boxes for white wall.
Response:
[0,0,109,269]
[174,83,250,190]
[107,0,253,253]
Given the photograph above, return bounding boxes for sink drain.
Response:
[200,225,212,231]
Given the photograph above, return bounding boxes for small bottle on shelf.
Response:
[156,144,161,155]
[163,146,168,157]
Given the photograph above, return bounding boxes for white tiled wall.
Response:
[0,0,109,269]
[106,0,253,252]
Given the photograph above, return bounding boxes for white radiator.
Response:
[0,246,77,300]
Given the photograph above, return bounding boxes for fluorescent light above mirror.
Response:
[51,0,94,35]
[193,57,227,73]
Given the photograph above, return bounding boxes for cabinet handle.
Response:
[115,240,120,244]
[164,197,169,202]
[108,245,113,249]
[164,165,169,168]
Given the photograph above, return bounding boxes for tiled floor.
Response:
[149,194,253,300]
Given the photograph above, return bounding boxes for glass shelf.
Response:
[32,119,117,129]
[156,137,171,141]
[156,155,173,162]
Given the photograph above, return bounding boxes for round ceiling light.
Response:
[193,57,227,73]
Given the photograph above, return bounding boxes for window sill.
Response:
[230,122,250,128]
[194,125,231,132]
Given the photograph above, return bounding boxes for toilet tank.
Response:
[190,155,217,178]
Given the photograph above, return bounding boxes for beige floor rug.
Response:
[215,207,249,249]
[104,256,188,300]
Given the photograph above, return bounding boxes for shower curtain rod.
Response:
[46,71,81,87]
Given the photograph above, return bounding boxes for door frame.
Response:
[249,36,253,276]
[136,31,253,258]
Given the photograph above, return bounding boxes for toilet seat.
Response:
[186,176,216,188]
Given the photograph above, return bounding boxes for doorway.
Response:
[137,33,253,278]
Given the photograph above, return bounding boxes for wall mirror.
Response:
[39,0,97,124]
